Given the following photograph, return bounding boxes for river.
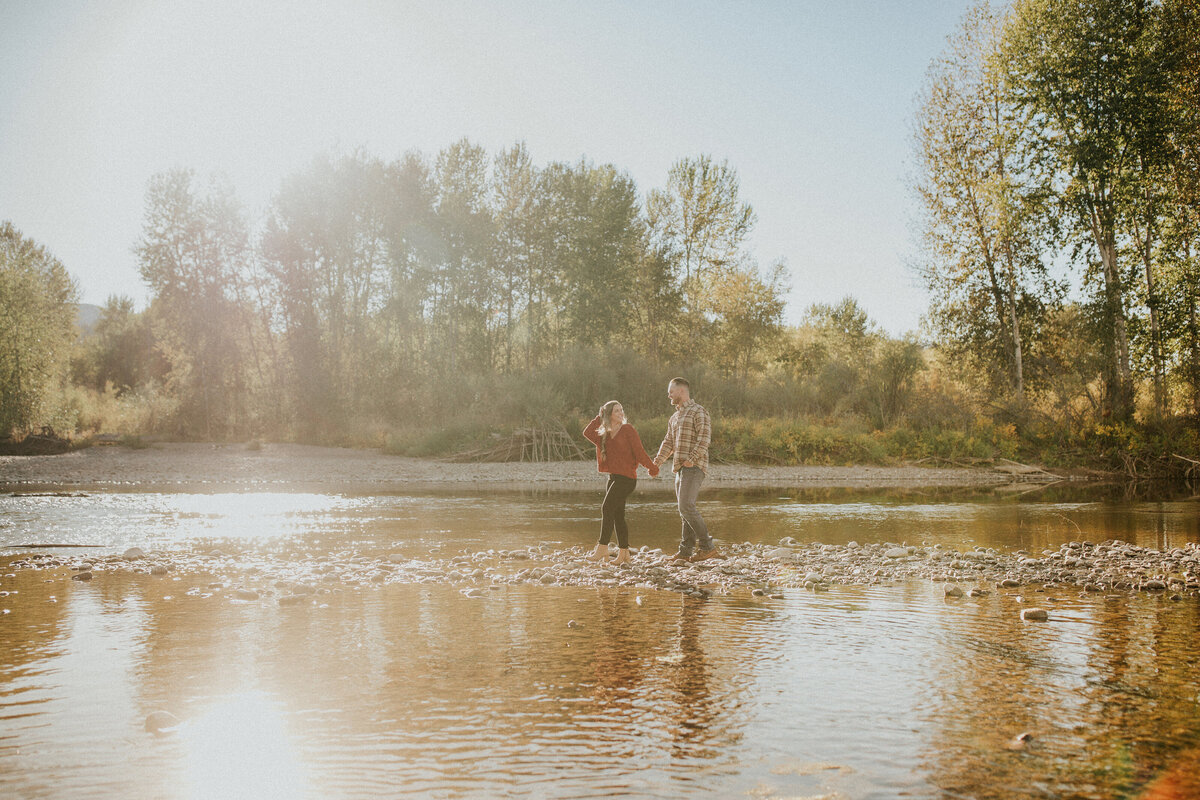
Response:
[2,484,1199,799]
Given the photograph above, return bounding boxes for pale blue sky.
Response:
[1,0,976,334]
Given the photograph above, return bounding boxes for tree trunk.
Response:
[1008,283,1025,399]
[1098,236,1133,419]
[1142,243,1164,416]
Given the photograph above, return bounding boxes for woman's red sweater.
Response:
[583,416,659,480]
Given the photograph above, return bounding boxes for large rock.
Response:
[1020,608,1049,621]
[123,547,146,560]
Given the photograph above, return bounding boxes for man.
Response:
[652,377,720,562]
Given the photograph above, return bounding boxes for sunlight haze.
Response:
[2,0,975,333]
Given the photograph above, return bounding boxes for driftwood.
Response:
[1174,453,1200,483]
[908,456,1066,483]
[10,544,106,548]
[991,458,1065,483]
[0,427,72,456]
[445,423,588,463]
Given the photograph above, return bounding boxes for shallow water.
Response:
[2,486,1200,799]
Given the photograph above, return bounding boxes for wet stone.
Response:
[145,710,180,735]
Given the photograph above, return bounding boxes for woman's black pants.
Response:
[599,474,637,549]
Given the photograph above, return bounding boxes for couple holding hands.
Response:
[581,377,719,567]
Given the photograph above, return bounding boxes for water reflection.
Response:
[180,691,310,800]
[6,488,1200,557]
[3,490,1200,798]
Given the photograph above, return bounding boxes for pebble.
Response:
[1005,732,1034,751]
[123,547,146,560]
[8,538,1199,605]
[70,571,93,581]
[1021,608,1049,621]
[145,710,180,734]
[944,585,964,598]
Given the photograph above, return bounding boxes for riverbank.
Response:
[0,441,1022,491]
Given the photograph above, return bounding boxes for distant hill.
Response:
[75,303,102,337]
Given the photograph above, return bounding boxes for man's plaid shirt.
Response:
[655,400,711,474]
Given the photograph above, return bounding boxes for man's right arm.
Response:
[653,417,675,466]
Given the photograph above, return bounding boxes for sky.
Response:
[0,0,977,335]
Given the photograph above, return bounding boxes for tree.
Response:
[538,159,643,350]
[1156,0,1200,413]
[137,170,256,437]
[491,143,538,372]
[0,222,78,434]
[862,338,927,429]
[262,151,420,434]
[646,155,756,311]
[706,262,787,380]
[914,2,1059,400]
[431,139,495,374]
[627,241,683,363]
[72,295,163,394]
[1002,0,1173,419]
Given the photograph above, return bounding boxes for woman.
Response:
[582,400,659,566]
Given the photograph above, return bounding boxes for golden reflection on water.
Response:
[2,490,1200,798]
[180,692,310,800]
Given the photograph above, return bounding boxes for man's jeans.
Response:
[674,466,713,555]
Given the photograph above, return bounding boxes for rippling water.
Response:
[2,487,1200,799]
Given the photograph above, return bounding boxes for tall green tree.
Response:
[432,139,495,374]
[491,143,552,373]
[915,2,1059,401]
[1156,0,1200,412]
[0,222,78,434]
[646,155,756,312]
[706,262,787,381]
[1002,0,1173,419]
[539,158,643,350]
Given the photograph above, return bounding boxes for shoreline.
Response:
[0,441,1021,492]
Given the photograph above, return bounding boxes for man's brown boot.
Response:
[690,548,722,563]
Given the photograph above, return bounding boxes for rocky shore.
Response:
[8,537,1199,609]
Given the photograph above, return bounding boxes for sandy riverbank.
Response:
[0,441,1019,492]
